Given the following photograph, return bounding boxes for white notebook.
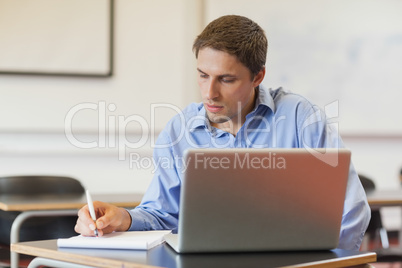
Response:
[57,230,171,250]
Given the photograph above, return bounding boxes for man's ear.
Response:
[252,67,266,87]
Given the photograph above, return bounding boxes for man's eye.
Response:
[200,74,208,78]
[222,78,235,83]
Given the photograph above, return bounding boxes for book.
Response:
[57,230,172,250]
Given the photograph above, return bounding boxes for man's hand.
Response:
[75,201,132,236]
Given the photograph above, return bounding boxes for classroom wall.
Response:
[0,0,202,193]
[203,0,402,188]
[0,0,201,133]
[206,0,402,135]
[0,0,401,195]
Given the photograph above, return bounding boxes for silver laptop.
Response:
[165,148,351,253]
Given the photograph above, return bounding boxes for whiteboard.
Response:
[0,0,112,77]
[205,0,402,135]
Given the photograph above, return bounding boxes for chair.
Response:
[0,175,85,245]
[400,167,402,186]
[359,174,402,263]
[359,174,390,249]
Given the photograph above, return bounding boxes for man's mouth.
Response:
[205,104,224,113]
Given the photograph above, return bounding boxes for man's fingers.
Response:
[75,202,125,236]
[75,205,99,236]
[77,205,93,223]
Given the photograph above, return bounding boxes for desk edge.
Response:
[11,241,160,268]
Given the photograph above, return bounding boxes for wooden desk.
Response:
[0,192,143,268]
[366,189,402,208]
[11,239,377,268]
[0,193,143,211]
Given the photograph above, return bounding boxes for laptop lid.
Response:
[165,148,350,253]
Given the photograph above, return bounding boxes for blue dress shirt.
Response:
[128,86,370,251]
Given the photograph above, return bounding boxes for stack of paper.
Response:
[57,230,172,250]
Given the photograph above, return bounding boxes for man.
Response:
[75,15,370,250]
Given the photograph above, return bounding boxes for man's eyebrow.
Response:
[197,68,207,74]
[196,68,236,78]
[219,74,236,78]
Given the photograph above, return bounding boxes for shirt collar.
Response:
[252,84,276,114]
[188,85,276,131]
[188,104,210,132]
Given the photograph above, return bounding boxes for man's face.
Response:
[197,47,264,132]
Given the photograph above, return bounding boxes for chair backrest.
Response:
[0,176,85,195]
[358,174,376,192]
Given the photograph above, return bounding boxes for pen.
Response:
[85,190,99,237]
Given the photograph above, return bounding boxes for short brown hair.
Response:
[193,15,267,77]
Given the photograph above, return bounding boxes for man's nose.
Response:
[206,79,219,100]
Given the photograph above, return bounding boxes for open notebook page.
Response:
[57,230,172,250]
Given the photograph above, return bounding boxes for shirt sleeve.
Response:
[127,130,181,232]
[298,103,371,250]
